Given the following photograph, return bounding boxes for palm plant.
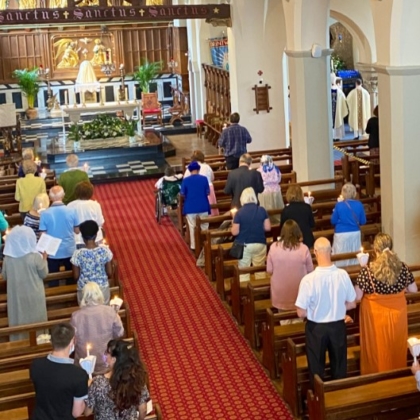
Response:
[12,67,40,109]
[133,60,162,93]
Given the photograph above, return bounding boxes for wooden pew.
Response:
[0,284,123,325]
[262,265,420,380]
[181,148,293,172]
[283,314,420,418]
[307,368,420,420]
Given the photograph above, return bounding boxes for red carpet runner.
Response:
[95,180,293,420]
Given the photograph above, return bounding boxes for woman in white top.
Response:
[184,150,219,216]
[67,181,105,247]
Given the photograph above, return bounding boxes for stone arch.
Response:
[330,10,373,64]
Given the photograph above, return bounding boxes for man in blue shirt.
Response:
[39,185,80,274]
[218,113,252,170]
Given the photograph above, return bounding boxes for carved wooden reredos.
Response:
[0,2,230,84]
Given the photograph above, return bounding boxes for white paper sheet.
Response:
[36,234,62,257]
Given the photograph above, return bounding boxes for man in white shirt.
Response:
[295,237,356,385]
[346,79,371,139]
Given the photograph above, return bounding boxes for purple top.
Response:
[71,305,124,374]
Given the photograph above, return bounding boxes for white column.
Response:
[185,0,225,121]
[370,0,420,262]
[286,50,334,181]
[282,0,333,182]
[227,0,288,150]
[374,67,420,263]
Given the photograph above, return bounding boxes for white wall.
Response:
[330,0,376,63]
[227,0,288,150]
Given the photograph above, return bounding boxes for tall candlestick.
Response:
[125,87,128,103]
[132,84,137,102]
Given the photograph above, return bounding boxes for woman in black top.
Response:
[280,185,315,249]
[366,105,379,157]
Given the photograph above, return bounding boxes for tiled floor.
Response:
[165,133,219,170]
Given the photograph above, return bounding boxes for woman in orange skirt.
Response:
[355,233,418,374]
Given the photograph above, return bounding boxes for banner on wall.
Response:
[209,37,229,70]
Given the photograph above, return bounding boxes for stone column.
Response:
[370,0,420,262]
[374,66,420,262]
[227,0,289,150]
[282,0,334,182]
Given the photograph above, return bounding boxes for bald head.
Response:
[314,237,333,267]
[314,237,331,253]
[49,185,65,202]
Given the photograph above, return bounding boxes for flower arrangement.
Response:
[123,115,137,137]
[71,115,126,140]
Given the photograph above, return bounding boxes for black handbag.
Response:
[230,241,245,259]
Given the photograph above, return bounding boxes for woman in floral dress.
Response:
[71,220,113,304]
[84,339,149,420]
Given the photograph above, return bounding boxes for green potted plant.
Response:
[68,122,83,151]
[123,115,138,143]
[133,59,162,94]
[12,67,40,119]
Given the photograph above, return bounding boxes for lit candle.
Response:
[86,344,91,357]
[308,191,311,197]
[360,247,364,254]
[230,207,237,215]
[64,90,68,105]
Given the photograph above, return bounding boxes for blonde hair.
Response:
[240,187,257,206]
[370,233,402,285]
[33,193,50,211]
[80,282,105,307]
[286,185,304,203]
[22,148,34,160]
[341,183,357,200]
[23,160,37,175]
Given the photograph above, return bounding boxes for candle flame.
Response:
[308,191,311,197]
[360,247,364,253]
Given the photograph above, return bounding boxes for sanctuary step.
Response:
[46,130,166,183]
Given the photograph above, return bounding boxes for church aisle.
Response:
[96,180,293,420]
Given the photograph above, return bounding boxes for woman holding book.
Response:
[355,233,417,374]
[3,225,48,340]
[84,339,149,420]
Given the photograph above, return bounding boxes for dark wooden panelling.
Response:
[0,33,44,81]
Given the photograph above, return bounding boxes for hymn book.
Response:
[36,234,62,256]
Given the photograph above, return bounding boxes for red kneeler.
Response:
[196,119,205,138]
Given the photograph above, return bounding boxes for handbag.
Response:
[230,241,245,259]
